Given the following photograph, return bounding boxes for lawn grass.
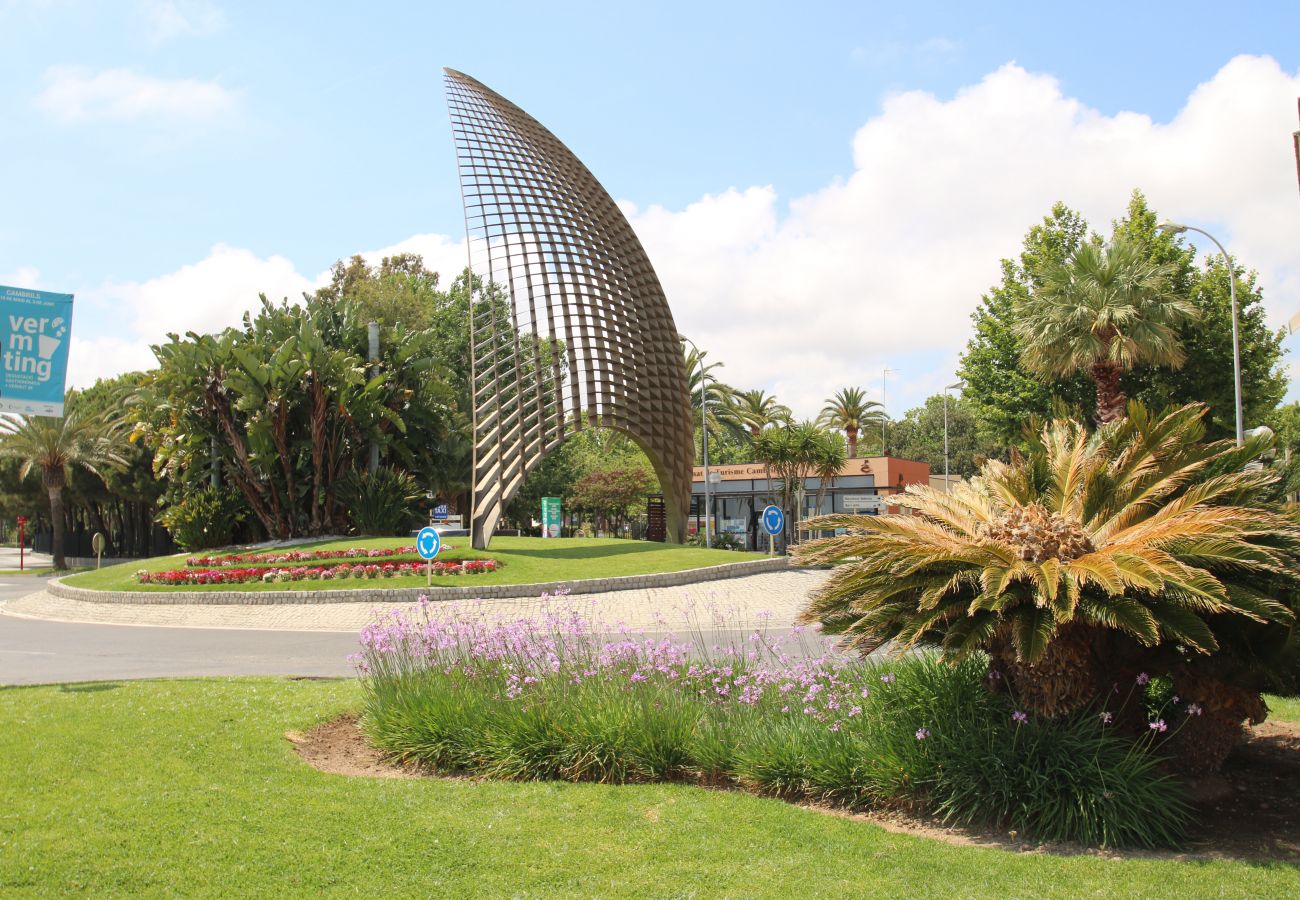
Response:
[1267,694,1300,724]
[60,536,767,593]
[1,678,1296,897]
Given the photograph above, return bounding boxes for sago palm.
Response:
[0,394,127,569]
[1015,234,1195,424]
[820,387,885,457]
[794,404,1299,769]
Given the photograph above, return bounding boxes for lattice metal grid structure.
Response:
[444,69,695,549]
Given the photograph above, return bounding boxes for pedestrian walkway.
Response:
[2,569,832,632]
[0,547,53,569]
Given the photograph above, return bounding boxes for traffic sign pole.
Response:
[416,526,442,586]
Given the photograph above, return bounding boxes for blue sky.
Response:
[3,0,1299,419]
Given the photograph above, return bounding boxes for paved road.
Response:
[0,614,362,685]
[0,576,360,685]
[0,574,834,685]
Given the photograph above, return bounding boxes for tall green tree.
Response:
[887,394,999,478]
[819,387,886,458]
[1016,233,1194,423]
[959,203,1096,446]
[0,391,126,569]
[960,192,1287,444]
[1115,195,1288,440]
[138,295,457,539]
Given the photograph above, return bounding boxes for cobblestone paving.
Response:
[2,569,832,633]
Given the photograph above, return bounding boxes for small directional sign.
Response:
[761,505,785,536]
[416,526,442,560]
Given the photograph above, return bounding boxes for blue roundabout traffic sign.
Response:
[761,505,785,536]
[416,526,442,560]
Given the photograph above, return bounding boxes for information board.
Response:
[541,496,562,538]
[0,285,74,416]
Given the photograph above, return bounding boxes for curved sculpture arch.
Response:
[444,69,695,549]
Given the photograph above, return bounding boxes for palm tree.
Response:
[1016,234,1195,424]
[820,387,886,457]
[793,404,1300,773]
[681,344,735,463]
[753,421,825,535]
[809,429,846,528]
[729,389,792,439]
[0,394,126,569]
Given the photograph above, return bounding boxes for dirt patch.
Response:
[286,713,428,779]
[290,714,1300,862]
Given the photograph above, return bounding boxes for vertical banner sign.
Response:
[0,285,74,416]
[541,497,562,538]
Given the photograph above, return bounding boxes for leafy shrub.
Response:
[794,404,1300,774]
[158,485,245,551]
[337,467,422,536]
[356,605,1189,848]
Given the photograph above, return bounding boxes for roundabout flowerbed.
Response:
[185,546,427,567]
[137,558,496,586]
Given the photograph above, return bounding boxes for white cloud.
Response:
[138,0,225,43]
[63,55,1300,418]
[0,267,41,289]
[628,54,1300,419]
[34,65,237,123]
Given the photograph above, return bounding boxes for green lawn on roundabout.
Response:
[60,536,768,593]
[1,677,1297,897]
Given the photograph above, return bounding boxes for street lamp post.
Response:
[1156,220,1244,446]
[943,380,966,488]
[678,334,711,548]
[882,366,897,453]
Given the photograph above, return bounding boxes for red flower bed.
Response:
[136,558,498,586]
[184,546,455,567]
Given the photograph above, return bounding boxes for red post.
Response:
[16,516,27,572]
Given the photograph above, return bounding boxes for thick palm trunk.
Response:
[1088,361,1128,424]
[47,485,66,570]
[846,427,858,458]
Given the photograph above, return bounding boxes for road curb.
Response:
[47,556,793,606]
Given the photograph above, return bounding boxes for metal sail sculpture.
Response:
[444,69,695,549]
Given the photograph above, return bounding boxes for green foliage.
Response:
[137,291,457,540]
[0,390,128,567]
[885,394,1002,477]
[571,466,654,536]
[362,635,1188,849]
[157,485,246,551]
[337,467,422,536]
[795,404,1300,771]
[819,387,886,457]
[1017,233,1194,423]
[753,421,842,532]
[959,203,1096,446]
[960,192,1288,446]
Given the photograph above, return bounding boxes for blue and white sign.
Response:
[761,505,785,536]
[433,504,449,521]
[0,285,74,416]
[416,526,442,560]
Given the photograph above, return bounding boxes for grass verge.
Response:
[2,678,1298,896]
[60,536,768,593]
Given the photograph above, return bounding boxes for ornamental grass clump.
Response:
[794,403,1300,775]
[354,599,1189,848]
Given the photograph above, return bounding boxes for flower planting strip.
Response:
[136,559,497,586]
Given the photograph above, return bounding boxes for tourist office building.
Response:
[688,456,931,550]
